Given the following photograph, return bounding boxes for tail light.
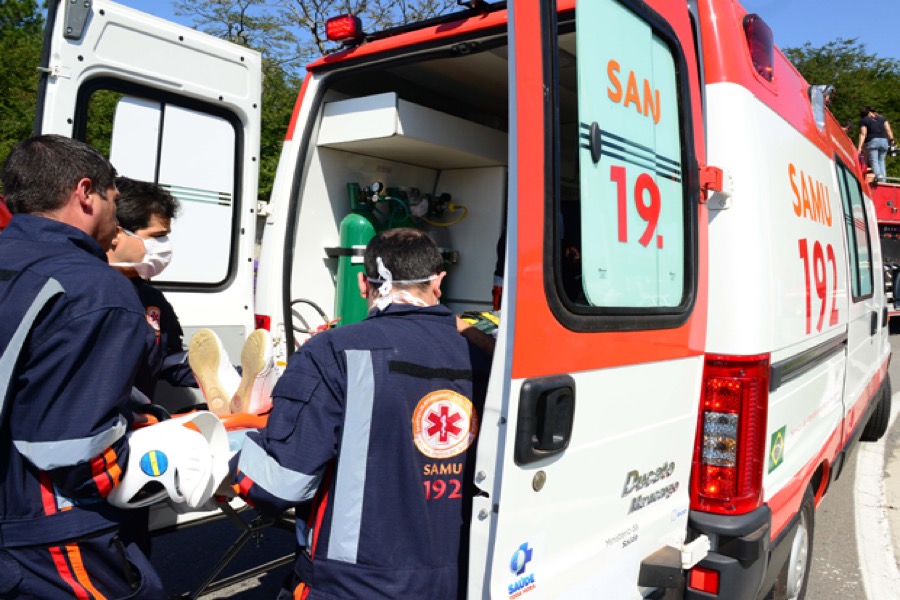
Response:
[326,14,363,43]
[688,566,720,594]
[690,354,769,514]
[254,314,271,331]
[743,14,774,82]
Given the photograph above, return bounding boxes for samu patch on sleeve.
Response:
[412,390,478,459]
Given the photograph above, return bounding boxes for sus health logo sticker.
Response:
[412,389,478,459]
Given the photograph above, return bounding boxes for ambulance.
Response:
[34,0,892,598]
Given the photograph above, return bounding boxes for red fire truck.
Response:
[871,180,900,320]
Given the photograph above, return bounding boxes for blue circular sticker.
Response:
[140,450,168,477]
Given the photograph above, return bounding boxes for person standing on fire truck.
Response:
[858,105,895,183]
[226,228,491,599]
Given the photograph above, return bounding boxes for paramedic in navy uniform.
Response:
[228,228,491,599]
[106,177,196,399]
[0,135,166,598]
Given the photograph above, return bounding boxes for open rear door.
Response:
[36,0,262,409]
[469,0,709,597]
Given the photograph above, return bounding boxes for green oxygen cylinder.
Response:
[335,183,381,326]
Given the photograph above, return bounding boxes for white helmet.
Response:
[108,411,231,511]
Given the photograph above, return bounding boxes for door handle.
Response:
[514,375,576,465]
[871,310,879,336]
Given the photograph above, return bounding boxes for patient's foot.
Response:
[188,329,240,417]
[231,329,277,415]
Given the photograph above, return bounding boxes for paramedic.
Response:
[106,177,196,399]
[228,228,491,599]
[105,177,195,558]
[0,135,165,598]
[858,106,895,183]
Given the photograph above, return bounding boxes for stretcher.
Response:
[136,408,295,599]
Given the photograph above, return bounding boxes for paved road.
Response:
[807,330,900,600]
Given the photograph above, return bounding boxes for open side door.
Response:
[469,0,709,597]
[37,0,262,409]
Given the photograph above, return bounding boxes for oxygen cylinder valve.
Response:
[370,181,385,202]
[429,193,453,218]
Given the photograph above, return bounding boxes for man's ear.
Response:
[358,271,369,299]
[431,271,447,299]
[74,177,94,215]
[108,227,122,251]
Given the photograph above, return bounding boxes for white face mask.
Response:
[111,230,173,279]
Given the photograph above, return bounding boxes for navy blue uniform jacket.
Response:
[130,278,195,398]
[233,303,491,599]
[0,215,149,547]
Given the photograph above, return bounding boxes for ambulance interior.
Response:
[287,25,581,338]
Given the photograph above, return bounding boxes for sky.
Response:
[117,0,900,61]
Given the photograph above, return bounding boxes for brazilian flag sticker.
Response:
[140,450,169,477]
[768,427,786,473]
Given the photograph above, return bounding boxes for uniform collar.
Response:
[3,213,108,261]
[368,302,454,320]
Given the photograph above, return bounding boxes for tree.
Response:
[258,61,301,201]
[174,0,301,73]
[0,0,44,173]
[784,38,900,178]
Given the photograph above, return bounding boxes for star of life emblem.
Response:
[145,306,162,331]
[412,389,478,459]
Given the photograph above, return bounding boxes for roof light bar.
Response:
[743,14,775,83]
[326,14,363,44]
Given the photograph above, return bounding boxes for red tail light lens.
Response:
[743,14,774,82]
[254,314,271,331]
[691,354,769,514]
[326,14,363,43]
[688,566,720,594]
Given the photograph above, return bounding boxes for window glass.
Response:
[86,91,239,286]
[837,163,873,299]
[567,0,686,309]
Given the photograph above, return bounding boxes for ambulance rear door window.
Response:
[80,83,240,289]
[550,0,696,330]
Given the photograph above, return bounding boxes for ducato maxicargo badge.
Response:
[412,389,478,459]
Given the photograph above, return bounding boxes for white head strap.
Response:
[367,257,437,310]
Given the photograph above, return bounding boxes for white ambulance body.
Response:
[35,0,891,598]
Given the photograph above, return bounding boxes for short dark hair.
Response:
[1,134,116,214]
[364,228,443,293]
[114,177,180,231]
[861,106,876,118]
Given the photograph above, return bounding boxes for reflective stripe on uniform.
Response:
[326,349,375,564]
[0,277,64,417]
[238,436,322,502]
[14,416,127,470]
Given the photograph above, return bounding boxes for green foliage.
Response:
[784,38,900,178]
[259,60,302,201]
[0,0,44,177]
[84,90,124,158]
